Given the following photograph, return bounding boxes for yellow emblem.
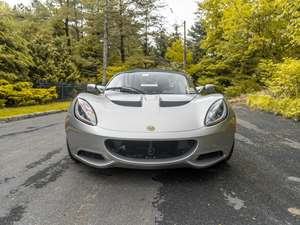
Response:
[147,126,155,132]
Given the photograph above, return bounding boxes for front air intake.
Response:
[77,150,104,160]
[105,140,196,160]
[196,151,223,161]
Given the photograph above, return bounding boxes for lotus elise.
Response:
[65,70,236,169]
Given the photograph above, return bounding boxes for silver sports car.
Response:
[65,70,236,169]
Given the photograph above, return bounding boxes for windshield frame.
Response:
[105,71,197,95]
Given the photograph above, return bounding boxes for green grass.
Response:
[0,101,70,119]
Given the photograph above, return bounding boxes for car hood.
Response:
[77,93,224,133]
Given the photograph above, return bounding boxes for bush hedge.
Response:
[247,94,300,120]
[259,58,300,98]
[224,79,261,97]
[195,76,261,98]
[0,99,6,108]
[0,79,57,107]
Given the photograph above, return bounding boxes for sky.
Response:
[5,0,199,32]
[161,0,199,33]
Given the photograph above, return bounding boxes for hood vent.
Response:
[111,100,142,107]
[106,93,142,107]
[159,95,195,107]
[160,100,190,107]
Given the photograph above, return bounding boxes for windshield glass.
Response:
[106,72,195,95]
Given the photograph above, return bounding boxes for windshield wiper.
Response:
[105,86,145,94]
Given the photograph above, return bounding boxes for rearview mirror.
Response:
[87,84,105,94]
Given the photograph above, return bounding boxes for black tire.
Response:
[67,140,80,163]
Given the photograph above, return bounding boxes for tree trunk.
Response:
[119,0,126,63]
[80,3,84,39]
[102,0,109,85]
[183,21,187,69]
[74,2,80,41]
[65,0,71,47]
[144,9,149,56]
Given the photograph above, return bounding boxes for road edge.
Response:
[0,110,67,123]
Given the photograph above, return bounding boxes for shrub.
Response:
[258,58,300,98]
[0,80,58,107]
[0,99,6,108]
[0,79,9,86]
[256,60,276,85]
[0,72,18,82]
[224,86,244,97]
[196,76,233,93]
[224,79,261,97]
[13,82,33,91]
[247,95,300,120]
[165,39,192,66]
[97,65,129,83]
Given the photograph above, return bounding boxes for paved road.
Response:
[0,106,300,225]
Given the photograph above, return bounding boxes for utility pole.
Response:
[183,20,187,69]
[102,0,109,85]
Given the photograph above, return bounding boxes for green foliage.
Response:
[0,79,9,86]
[1,0,299,110]
[188,57,232,78]
[256,59,276,84]
[196,76,230,93]
[190,0,300,98]
[97,54,162,83]
[28,34,80,83]
[0,0,167,84]
[188,13,205,64]
[0,14,33,82]
[134,0,165,56]
[0,99,6,108]
[97,64,129,83]
[0,72,18,81]
[283,0,300,56]
[154,29,170,59]
[0,80,57,107]
[263,58,300,98]
[165,39,192,68]
[247,95,300,120]
[224,79,261,97]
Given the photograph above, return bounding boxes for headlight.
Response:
[74,98,97,126]
[205,99,227,126]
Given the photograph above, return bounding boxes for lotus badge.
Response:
[147,125,155,132]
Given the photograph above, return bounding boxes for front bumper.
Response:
[65,112,236,169]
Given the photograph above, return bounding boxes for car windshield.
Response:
[106,72,196,95]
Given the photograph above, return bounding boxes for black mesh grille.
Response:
[105,140,196,159]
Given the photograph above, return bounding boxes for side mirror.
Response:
[87,84,105,94]
[197,84,216,94]
[196,86,204,93]
[203,84,216,94]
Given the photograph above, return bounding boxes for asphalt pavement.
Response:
[0,105,300,225]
